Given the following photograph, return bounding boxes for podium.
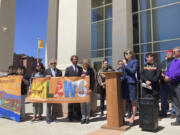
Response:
[100,72,129,131]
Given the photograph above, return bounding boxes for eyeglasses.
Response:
[50,63,56,65]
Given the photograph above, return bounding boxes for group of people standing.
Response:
[6,46,180,127]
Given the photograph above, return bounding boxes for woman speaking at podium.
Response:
[122,50,138,126]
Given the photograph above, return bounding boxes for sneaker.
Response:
[53,119,58,122]
[128,122,134,127]
[100,111,104,117]
[46,120,51,124]
[81,119,86,124]
[170,114,176,119]
[38,116,43,120]
[31,117,37,122]
[20,117,25,122]
[171,121,180,126]
[86,118,90,124]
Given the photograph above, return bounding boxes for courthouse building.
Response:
[46,0,180,71]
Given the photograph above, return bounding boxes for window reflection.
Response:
[105,0,112,4]
[105,49,112,56]
[153,40,180,52]
[152,0,180,7]
[105,5,112,19]
[140,0,150,10]
[133,14,139,44]
[91,50,104,58]
[105,20,112,48]
[153,4,180,41]
[91,0,112,60]
[91,22,104,50]
[92,8,104,22]
[133,46,139,53]
[140,11,152,43]
[92,0,104,8]
[141,44,152,53]
[132,0,138,12]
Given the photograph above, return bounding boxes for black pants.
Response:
[100,87,106,112]
[46,103,58,121]
[171,82,180,123]
[68,103,81,120]
[142,83,159,99]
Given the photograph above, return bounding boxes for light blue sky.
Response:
[14,0,49,64]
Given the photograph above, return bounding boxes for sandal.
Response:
[38,116,43,120]
[31,117,37,121]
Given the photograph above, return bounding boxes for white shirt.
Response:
[72,64,78,73]
[51,68,56,77]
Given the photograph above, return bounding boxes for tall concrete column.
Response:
[57,0,91,71]
[0,0,16,73]
[112,0,133,68]
[45,0,59,68]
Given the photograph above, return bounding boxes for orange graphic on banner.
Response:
[27,76,90,103]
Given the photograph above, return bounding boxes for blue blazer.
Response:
[122,59,138,84]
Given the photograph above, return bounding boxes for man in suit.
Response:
[65,55,83,121]
[45,59,62,124]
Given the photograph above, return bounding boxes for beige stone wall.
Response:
[112,0,133,69]
[45,0,59,68]
[0,0,16,72]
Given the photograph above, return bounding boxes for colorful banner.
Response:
[0,76,22,122]
[27,76,90,103]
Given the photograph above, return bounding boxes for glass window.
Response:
[153,4,180,41]
[92,0,104,8]
[105,5,112,19]
[107,57,112,67]
[154,52,167,64]
[91,22,104,50]
[140,0,150,10]
[105,0,112,4]
[133,45,139,53]
[152,0,180,7]
[141,44,152,53]
[105,49,112,56]
[132,0,138,12]
[91,50,104,58]
[92,8,104,22]
[140,11,152,43]
[133,14,139,44]
[153,40,180,52]
[105,20,112,48]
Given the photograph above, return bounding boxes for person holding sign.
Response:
[29,62,45,121]
[17,66,29,121]
[65,55,83,122]
[45,59,62,124]
[80,59,95,124]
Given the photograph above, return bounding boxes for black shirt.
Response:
[21,74,29,95]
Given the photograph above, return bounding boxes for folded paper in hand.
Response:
[141,83,152,90]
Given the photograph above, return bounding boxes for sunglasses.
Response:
[50,63,56,65]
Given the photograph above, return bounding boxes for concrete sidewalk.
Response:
[0,103,180,135]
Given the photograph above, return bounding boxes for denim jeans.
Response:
[21,95,26,119]
[160,83,170,116]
